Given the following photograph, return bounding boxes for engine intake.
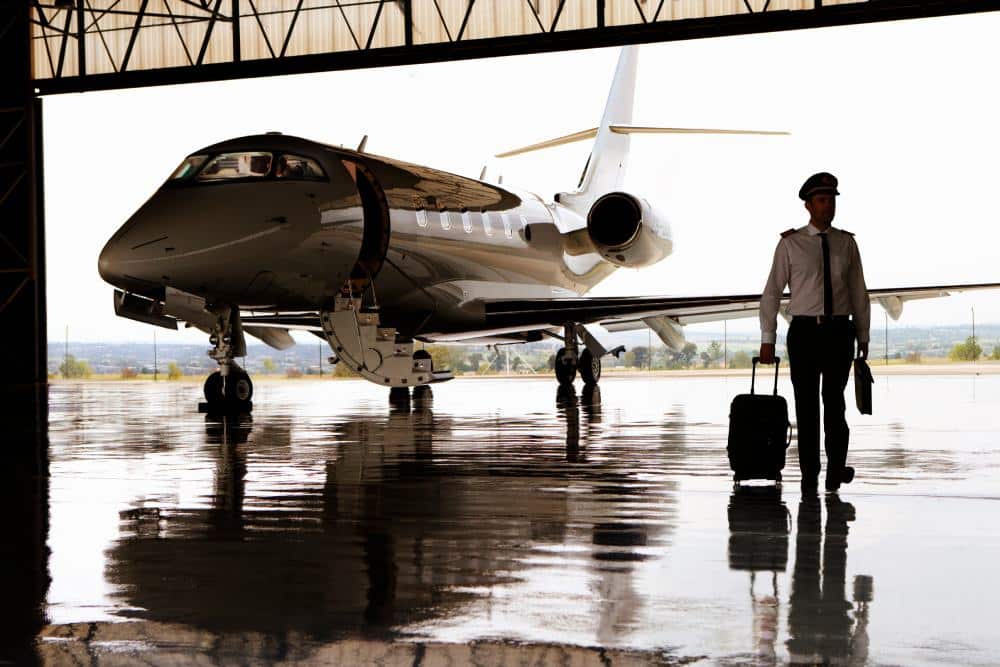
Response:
[586,192,672,268]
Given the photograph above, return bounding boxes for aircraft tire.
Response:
[554,347,577,386]
[225,369,254,404]
[579,349,601,386]
[389,386,411,407]
[204,371,224,404]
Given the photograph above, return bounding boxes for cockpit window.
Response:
[196,152,273,181]
[275,154,325,180]
[169,154,208,180]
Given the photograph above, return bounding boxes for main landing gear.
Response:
[200,305,254,414]
[553,322,623,388]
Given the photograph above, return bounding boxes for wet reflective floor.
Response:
[14,374,1000,664]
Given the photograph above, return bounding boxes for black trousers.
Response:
[786,318,856,482]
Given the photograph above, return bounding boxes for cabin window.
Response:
[482,211,493,236]
[462,211,473,234]
[501,213,513,239]
[196,152,273,181]
[416,209,428,228]
[440,210,451,230]
[275,154,326,180]
[169,155,208,180]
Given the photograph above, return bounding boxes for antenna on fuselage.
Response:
[479,165,487,181]
[357,135,368,152]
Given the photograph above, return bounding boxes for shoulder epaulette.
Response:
[780,228,797,238]
[840,229,855,236]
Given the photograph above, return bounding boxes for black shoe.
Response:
[826,466,856,492]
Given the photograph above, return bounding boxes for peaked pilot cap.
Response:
[799,172,840,201]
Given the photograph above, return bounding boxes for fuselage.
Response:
[99,133,669,341]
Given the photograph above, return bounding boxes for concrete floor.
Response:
[9,372,1000,665]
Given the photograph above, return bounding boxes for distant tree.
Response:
[59,354,92,379]
[167,361,182,379]
[332,359,356,377]
[286,367,303,378]
[700,340,724,368]
[261,357,277,374]
[905,351,922,364]
[625,346,650,369]
[426,345,463,374]
[120,366,138,379]
[666,342,699,369]
[948,336,982,362]
[730,350,752,369]
[990,346,1000,360]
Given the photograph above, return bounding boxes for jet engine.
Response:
[586,192,673,268]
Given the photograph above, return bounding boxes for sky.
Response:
[43,11,1000,345]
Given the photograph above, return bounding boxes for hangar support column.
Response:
[0,1,47,441]
[0,7,50,663]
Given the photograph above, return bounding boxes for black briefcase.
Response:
[854,357,874,415]
[727,357,791,488]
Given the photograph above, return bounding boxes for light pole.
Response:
[972,306,976,364]
[724,320,728,369]
[884,311,888,366]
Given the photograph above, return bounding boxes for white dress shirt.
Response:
[760,223,871,345]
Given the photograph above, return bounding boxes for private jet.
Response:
[98,47,999,409]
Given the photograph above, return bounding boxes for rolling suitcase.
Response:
[727,357,791,488]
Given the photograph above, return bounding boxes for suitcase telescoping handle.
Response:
[750,356,781,396]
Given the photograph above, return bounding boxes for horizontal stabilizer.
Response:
[495,126,788,158]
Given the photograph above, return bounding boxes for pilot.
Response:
[759,172,870,493]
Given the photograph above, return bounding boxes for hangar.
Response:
[6,0,997,439]
[3,1,999,663]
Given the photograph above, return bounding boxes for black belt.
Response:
[792,315,852,325]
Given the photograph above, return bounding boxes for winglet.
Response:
[357,135,368,152]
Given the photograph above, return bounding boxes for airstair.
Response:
[320,297,453,387]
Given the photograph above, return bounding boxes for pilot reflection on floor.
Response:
[787,494,873,665]
[104,387,663,650]
[728,486,790,664]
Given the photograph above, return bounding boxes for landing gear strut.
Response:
[199,305,253,413]
[553,322,619,388]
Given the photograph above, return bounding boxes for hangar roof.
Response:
[29,0,1000,94]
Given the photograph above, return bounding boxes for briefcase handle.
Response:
[750,356,781,396]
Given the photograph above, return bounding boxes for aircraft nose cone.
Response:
[98,236,126,287]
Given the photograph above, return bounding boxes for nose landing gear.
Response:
[199,305,254,413]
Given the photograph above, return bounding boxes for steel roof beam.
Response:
[31,0,1000,95]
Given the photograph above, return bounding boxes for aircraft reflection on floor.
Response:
[99,389,677,653]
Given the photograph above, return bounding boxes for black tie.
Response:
[820,233,833,317]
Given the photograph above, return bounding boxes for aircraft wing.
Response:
[480,281,1000,347]
[236,281,1000,348]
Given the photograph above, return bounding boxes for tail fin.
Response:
[557,46,638,215]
